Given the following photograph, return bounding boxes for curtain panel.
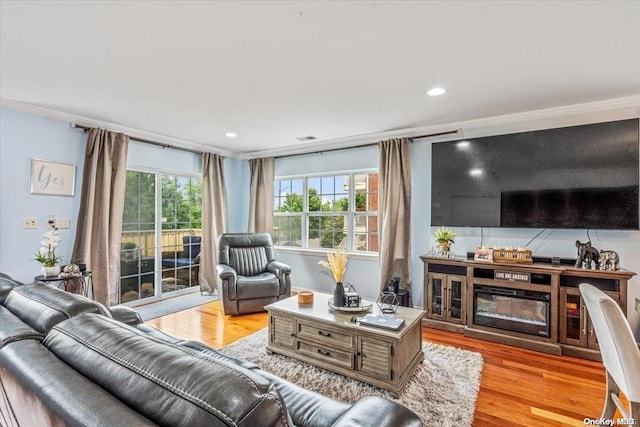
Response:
[378,138,412,300]
[199,153,228,294]
[248,157,275,233]
[71,128,129,306]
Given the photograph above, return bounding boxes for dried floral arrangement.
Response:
[318,250,349,282]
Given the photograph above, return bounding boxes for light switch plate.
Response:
[22,217,38,229]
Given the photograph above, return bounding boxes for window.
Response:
[120,171,202,304]
[273,172,378,253]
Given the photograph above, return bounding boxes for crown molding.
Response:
[3,95,639,161]
[0,98,234,157]
[239,95,640,160]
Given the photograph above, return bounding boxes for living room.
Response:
[1,1,639,426]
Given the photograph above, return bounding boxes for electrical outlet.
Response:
[22,217,38,229]
[57,217,70,229]
[636,298,640,314]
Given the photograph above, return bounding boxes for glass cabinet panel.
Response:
[564,293,582,342]
[431,277,443,317]
[449,278,463,321]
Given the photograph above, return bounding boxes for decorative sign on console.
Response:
[494,270,531,283]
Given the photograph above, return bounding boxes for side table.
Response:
[34,271,93,299]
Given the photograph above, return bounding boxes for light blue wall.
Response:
[225,157,250,233]
[0,108,86,283]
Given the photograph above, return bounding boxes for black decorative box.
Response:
[344,292,361,308]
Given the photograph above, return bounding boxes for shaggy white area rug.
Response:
[220,328,483,427]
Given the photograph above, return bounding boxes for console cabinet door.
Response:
[269,314,295,349]
[358,337,392,381]
[559,288,620,349]
[587,292,620,350]
[446,275,467,324]
[427,273,446,321]
[559,288,588,347]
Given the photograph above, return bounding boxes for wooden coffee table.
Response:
[265,293,425,397]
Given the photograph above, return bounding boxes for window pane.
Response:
[273,214,302,247]
[274,179,303,213]
[161,174,202,291]
[308,215,347,249]
[121,171,203,304]
[353,214,378,252]
[121,171,157,304]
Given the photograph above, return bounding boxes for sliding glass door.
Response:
[119,170,202,304]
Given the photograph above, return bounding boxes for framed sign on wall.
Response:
[31,158,77,196]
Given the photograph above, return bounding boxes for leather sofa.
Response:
[217,233,292,315]
[0,273,422,427]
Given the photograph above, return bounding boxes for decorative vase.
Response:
[333,281,345,307]
[41,265,61,277]
[438,241,451,252]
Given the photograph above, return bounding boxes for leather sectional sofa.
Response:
[0,273,422,426]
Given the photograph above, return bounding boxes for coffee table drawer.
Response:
[296,339,354,369]
[297,321,355,351]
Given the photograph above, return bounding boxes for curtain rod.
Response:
[70,123,204,156]
[274,129,462,159]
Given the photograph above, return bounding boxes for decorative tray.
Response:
[328,298,373,312]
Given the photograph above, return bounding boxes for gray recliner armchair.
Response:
[216,233,291,316]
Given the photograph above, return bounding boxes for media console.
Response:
[420,255,636,360]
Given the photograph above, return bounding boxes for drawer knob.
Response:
[318,330,332,337]
[317,349,331,357]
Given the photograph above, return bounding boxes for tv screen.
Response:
[431,119,640,230]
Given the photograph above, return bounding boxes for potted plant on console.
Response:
[434,226,456,253]
[34,228,62,277]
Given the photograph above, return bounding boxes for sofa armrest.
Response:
[109,306,143,326]
[332,396,422,427]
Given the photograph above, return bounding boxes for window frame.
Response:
[273,168,378,256]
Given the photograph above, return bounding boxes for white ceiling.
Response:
[1,1,640,157]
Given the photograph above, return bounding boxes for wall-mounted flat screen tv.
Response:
[431,118,639,230]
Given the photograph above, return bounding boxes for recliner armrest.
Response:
[266,260,291,276]
[332,396,422,427]
[109,306,143,326]
[216,264,237,280]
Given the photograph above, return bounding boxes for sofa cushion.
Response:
[237,273,280,299]
[0,340,156,427]
[0,306,43,349]
[44,314,292,426]
[0,274,21,304]
[3,284,108,334]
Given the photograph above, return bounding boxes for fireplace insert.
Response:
[473,285,551,337]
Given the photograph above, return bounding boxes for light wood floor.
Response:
[146,300,613,427]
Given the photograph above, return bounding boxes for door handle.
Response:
[318,330,332,338]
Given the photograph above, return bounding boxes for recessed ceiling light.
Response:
[296,135,317,141]
[427,87,446,96]
[225,132,237,138]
